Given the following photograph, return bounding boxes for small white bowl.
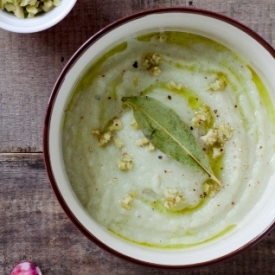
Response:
[44,7,275,268]
[0,0,76,33]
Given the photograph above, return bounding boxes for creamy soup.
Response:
[62,32,275,248]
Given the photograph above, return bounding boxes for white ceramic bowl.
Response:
[0,0,76,33]
[44,8,275,268]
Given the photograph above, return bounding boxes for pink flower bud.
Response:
[11,261,42,275]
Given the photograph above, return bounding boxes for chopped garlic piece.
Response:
[167,80,182,91]
[29,0,38,5]
[201,122,233,147]
[121,189,138,210]
[92,118,124,147]
[163,188,184,209]
[41,0,53,12]
[121,194,134,210]
[92,130,112,147]
[191,105,212,128]
[20,0,30,6]
[26,5,39,14]
[99,132,112,146]
[201,121,233,158]
[53,0,61,5]
[117,153,134,171]
[4,3,15,11]
[203,180,220,197]
[207,77,226,91]
[216,121,233,142]
[201,129,218,146]
[142,52,162,69]
[151,54,162,65]
[14,5,24,18]
[150,66,161,76]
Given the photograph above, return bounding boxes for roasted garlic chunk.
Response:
[162,188,184,210]
[121,190,138,210]
[207,77,226,91]
[142,52,162,76]
[92,130,112,147]
[191,105,212,129]
[167,80,182,91]
[117,153,134,171]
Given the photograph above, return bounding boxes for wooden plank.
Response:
[0,153,275,274]
[1,0,275,153]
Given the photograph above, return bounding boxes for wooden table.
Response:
[1,1,275,274]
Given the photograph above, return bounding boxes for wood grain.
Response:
[0,154,275,274]
[1,0,275,152]
[1,0,275,274]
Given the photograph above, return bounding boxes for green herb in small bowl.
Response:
[0,0,61,19]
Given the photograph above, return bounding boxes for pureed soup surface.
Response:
[62,31,275,248]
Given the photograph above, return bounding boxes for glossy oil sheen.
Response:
[62,31,275,248]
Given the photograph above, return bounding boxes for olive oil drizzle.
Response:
[63,31,275,249]
[108,224,236,249]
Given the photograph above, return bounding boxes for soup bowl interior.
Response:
[44,8,275,268]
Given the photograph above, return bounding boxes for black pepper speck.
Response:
[133,61,138,68]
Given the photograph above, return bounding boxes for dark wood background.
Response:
[1,1,275,274]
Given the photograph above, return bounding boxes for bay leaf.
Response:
[122,96,223,187]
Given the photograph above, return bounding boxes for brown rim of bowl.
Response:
[43,6,275,269]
